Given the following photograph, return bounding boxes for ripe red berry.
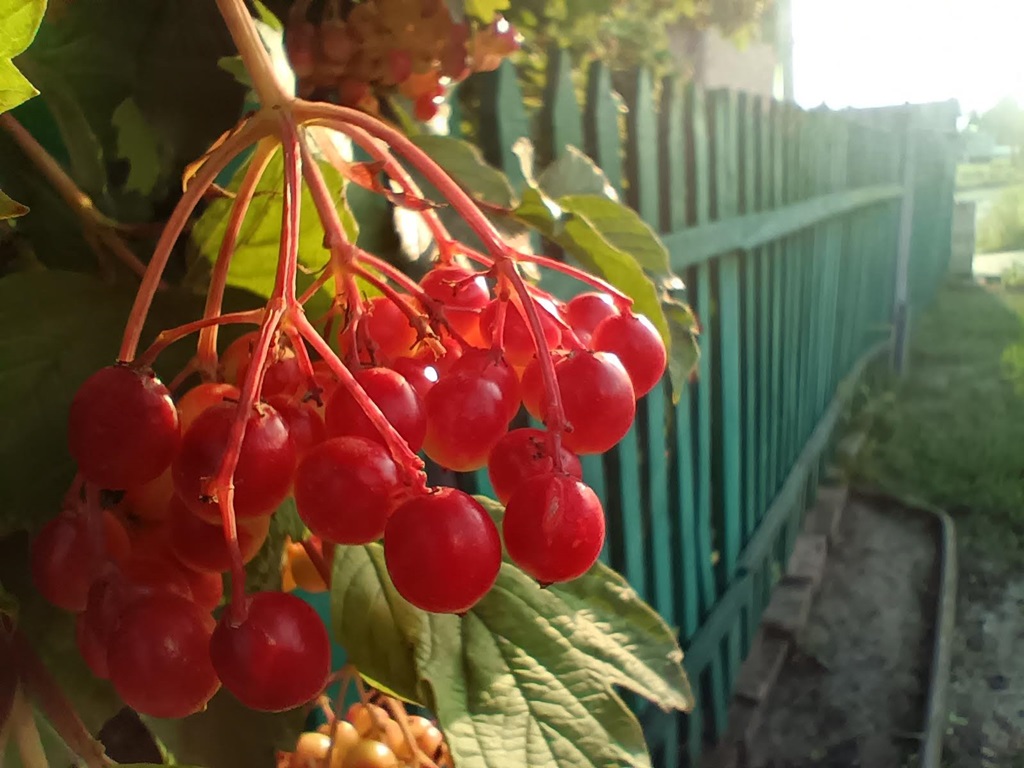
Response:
[449,348,521,421]
[68,365,180,489]
[172,403,296,522]
[362,296,419,360]
[177,382,240,432]
[30,512,101,611]
[413,93,440,122]
[267,396,326,459]
[480,299,562,368]
[123,469,175,523]
[389,357,440,400]
[564,292,617,344]
[76,611,109,679]
[487,428,583,504]
[210,592,330,712]
[502,473,605,583]
[521,351,636,454]
[107,592,220,718]
[119,550,195,602]
[325,368,426,453]
[384,488,501,613]
[422,373,509,472]
[220,332,302,399]
[294,437,401,544]
[591,312,667,398]
[419,265,490,341]
[180,568,224,612]
[168,497,271,573]
[386,48,414,84]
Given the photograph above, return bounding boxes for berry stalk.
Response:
[197,139,278,377]
[293,312,427,491]
[137,309,265,368]
[118,118,270,361]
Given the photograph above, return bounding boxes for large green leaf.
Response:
[411,134,516,208]
[190,151,358,316]
[0,270,261,536]
[558,195,670,275]
[330,504,692,768]
[536,146,618,202]
[0,0,45,114]
[15,1,245,218]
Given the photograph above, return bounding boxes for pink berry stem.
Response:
[297,266,333,305]
[294,103,509,259]
[299,539,332,589]
[309,123,456,262]
[136,309,265,368]
[281,324,318,396]
[500,263,569,472]
[10,629,110,768]
[210,119,303,614]
[118,118,270,362]
[197,139,278,377]
[293,312,428,491]
[347,261,442,349]
[510,251,633,308]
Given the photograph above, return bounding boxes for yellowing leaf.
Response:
[464,0,510,21]
[0,0,46,114]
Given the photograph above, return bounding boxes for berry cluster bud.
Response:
[285,0,520,120]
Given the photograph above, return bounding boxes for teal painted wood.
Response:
[626,69,661,225]
[782,106,802,472]
[672,376,702,641]
[660,77,688,233]
[738,93,759,542]
[475,60,530,190]
[769,102,785,496]
[820,115,847,402]
[803,112,826,431]
[583,61,624,195]
[538,46,584,164]
[756,97,773,515]
[708,89,743,578]
[682,84,718,619]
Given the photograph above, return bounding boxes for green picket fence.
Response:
[446,54,957,766]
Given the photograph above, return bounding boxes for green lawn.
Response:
[853,281,1024,565]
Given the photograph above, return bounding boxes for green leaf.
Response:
[0,270,261,536]
[410,135,515,208]
[0,188,27,219]
[515,194,671,361]
[464,0,510,21]
[537,146,618,201]
[331,515,692,768]
[558,195,670,275]
[663,297,701,397]
[112,98,166,196]
[190,151,357,315]
[0,0,45,114]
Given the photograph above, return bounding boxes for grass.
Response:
[956,159,1024,191]
[852,281,1024,566]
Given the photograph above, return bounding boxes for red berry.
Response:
[294,437,401,544]
[413,93,439,122]
[210,592,330,712]
[480,299,562,368]
[419,265,490,341]
[591,313,667,398]
[449,348,521,421]
[219,331,258,385]
[389,357,441,400]
[123,469,175,523]
[521,351,635,454]
[487,428,583,504]
[386,49,414,84]
[68,366,180,489]
[324,368,425,453]
[177,382,240,432]
[503,473,605,584]
[220,331,302,398]
[181,568,224,612]
[76,611,109,679]
[172,403,296,522]
[267,396,326,458]
[363,295,420,360]
[102,510,132,564]
[107,592,220,718]
[384,488,501,613]
[262,355,303,399]
[120,550,195,602]
[422,373,509,472]
[338,77,370,106]
[30,512,101,611]
[564,292,617,344]
[168,497,270,573]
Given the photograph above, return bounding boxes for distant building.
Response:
[667,0,794,101]
[960,129,1011,163]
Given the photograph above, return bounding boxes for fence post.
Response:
[892,110,918,374]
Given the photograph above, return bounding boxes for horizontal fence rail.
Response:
[450,52,958,766]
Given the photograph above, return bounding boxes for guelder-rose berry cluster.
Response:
[29,87,669,722]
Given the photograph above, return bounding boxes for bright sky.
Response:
[791,0,1024,115]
